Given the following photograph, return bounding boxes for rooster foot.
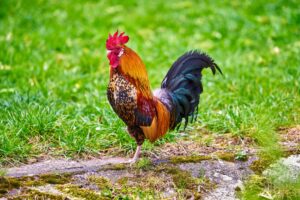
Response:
[126,145,141,165]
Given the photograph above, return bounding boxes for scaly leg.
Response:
[128,145,141,164]
[127,126,145,164]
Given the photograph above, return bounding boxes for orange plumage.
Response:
[141,98,170,142]
[119,46,152,98]
[119,46,169,142]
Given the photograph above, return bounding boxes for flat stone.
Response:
[178,158,255,200]
[5,157,128,177]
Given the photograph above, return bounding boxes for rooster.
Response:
[106,31,222,163]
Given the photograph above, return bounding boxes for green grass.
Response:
[0,0,299,168]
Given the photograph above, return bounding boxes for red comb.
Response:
[106,31,129,50]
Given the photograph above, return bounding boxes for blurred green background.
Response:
[0,0,299,165]
[0,0,299,198]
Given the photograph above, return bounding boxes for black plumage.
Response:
[161,50,222,129]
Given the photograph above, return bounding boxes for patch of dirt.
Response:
[279,126,300,155]
[147,132,256,160]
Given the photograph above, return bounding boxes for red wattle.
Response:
[107,52,119,68]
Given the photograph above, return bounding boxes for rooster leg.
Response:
[127,126,145,164]
[128,145,141,164]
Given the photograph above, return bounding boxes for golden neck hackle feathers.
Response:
[119,46,152,98]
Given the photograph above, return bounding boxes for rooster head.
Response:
[106,31,129,68]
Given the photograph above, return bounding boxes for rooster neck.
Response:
[116,46,152,99]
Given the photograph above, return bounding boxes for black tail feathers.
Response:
[161,50,222,130]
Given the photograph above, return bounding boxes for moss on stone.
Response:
[215,152,236,162]
[10,189,66,200]
[170,152,243,164]
[0,177,21,197]
[250,158,273,174]
[155,165,200,190]
[0,169,7,177]
[154,164,215,199]
[88,176,112,190]
[39,173,73,185]
[0,173,73,198]
[134,157,152,170]
[101,163,127,171]
[109,170,169,199]
[170,155,211,164]
[57,184,106,200]
[116,177,129,185]
[172,171,196,189]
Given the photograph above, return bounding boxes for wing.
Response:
[134,93,156,126]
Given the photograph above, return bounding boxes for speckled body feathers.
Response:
[107,71,137,126]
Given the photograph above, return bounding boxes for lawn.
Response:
[0,0,299,197]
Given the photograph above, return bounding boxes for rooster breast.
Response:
[107,72,137,126]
